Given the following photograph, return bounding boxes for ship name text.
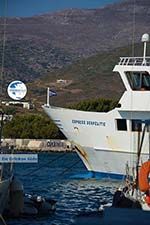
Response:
[72,119,106,127]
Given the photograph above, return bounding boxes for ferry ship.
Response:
[43,34,150,179]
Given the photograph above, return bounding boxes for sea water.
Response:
[7,152,120,225]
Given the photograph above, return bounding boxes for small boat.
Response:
[23,194,56,217]
[0,111,14,224]
[4,188,56,218]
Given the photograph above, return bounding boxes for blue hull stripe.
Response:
[92,171,124,180]
[71,171,124,180]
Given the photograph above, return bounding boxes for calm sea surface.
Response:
[7,152,121,225]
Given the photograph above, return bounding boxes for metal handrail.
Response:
[118,57,150,66]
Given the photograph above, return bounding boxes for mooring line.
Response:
[56,158,81,177]
[24,153,67,176]
[0,214,7,225]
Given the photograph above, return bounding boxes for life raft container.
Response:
[139,160,150,192]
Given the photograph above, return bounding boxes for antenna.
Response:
[141,33,149,65]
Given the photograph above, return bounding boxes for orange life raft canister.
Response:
[139,160,150,192]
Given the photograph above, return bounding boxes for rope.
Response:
[28,155,81,178]
[24,153,67,176]
[23,153,81,181]
[55,158,81,177]
[0,214,7,225]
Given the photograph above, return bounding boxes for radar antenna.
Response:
[141,33,150,65]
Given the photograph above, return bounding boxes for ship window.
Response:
[116,119,127,131]
[126,71,150,90]
[131,120,142,132]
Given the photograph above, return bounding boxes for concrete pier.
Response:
[2,139,73,152]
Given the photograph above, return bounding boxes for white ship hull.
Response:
[43,104,150,179]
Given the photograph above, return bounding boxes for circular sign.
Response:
[7,80,27,100]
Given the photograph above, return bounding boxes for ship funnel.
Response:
[141,33,149,65]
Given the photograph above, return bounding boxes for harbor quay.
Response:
[2,139,73,152]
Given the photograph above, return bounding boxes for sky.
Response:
[0,0,121,17]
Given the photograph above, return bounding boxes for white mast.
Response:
[47,87,50,106]
[141,33,149,65]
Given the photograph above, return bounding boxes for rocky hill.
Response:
[0,0,150,103]
[0,0,150,83]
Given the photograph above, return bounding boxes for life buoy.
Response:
[139,160,150,192]
[145,194,150,206]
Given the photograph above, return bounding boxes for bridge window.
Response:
[116,119,127,131]
[126,71,150,90]
[131,120,142,132]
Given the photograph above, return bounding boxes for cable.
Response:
[24,153,67,177]
[0,0,8,96]
[131,0,136,58]
[55,158,81,177]
[23,153,81,182]
[129,0,136,176]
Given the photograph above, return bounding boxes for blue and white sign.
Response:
[7,80,27,100]
[0,154,38,163]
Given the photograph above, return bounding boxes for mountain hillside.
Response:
[0,0,150,87]
[28,42,149,108]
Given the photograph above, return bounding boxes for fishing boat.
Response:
[74,118,150,225]
[43,33,150,179]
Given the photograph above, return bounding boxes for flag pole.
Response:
[47,87,50,106]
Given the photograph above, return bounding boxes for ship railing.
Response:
[118,57,150,66]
